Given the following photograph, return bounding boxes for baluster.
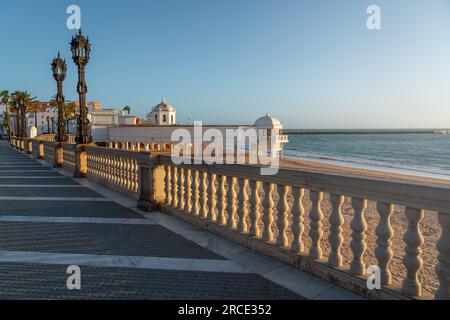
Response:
[200,172,209,219]
[238,178,250,234]
[276,185,290,248]
[178,168,185,210]
[219,175,227,225]
[193,170,200,216]
[350,198,368,275]
[114,156,118,186]
[119,157,123,188]
[309,191,324,260]
[186,169,192,212]
[209,173,218,222]
[436,211,450,300]
[126,158,132,191]
[291,187,305,253]
[376,202,394,285]
[329,194,345,267]
[227,176,238,230]
[262,182,275,242]
[133,160,139,192]
[165,165,172,205]
[249,180,262,238]
[402,207,424,296]
[172,167,178,207]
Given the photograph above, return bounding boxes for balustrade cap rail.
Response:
[158,155,450,213]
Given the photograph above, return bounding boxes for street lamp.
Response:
[71,29,92,144]
[51,52,68,142]
[18,95,26,138]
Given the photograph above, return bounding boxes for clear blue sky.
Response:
[1,0,450,129]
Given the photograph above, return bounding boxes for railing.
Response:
[16,138,450,300]
[156,157,450,300]
[61,143,76,171]
[35,134,75,143]
[84,145,142,197]
[42,140,56,163]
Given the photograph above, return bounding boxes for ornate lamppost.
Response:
[70,29,92,144]
[46,116,50,134]
[18,95,26,138]
[51,52,68,142]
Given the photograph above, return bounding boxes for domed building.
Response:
[146,98,176,126]
[254,114,288,157]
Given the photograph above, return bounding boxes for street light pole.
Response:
[18,95,26,138]
[71,29,92,145]
[52,52,68,142]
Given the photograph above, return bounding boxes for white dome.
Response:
[254,114,283,128]
[152,98,175,112]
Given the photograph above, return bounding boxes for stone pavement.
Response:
[0,141,362,300]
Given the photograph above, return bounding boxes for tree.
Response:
[49,98,77,134]
[9,91,37,136]
[123,105,131,114]
[1,90,10,138]
[27,100,42,129]
[64,101,77,133]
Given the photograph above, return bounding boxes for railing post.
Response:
[38,140,44,159]
[138,156,166,212]
[54,142,64,168]
[26,139,33,154]
[435,211,449,300]
[74,145,88,178]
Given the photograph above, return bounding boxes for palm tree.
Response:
[27,100,42,129]
[64,101,77,133]
[1,90,11,138]
[9,91,37,136]
[49,98,77,134]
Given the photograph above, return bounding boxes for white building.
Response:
[145,98,176,125]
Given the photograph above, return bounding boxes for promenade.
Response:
[0,141,359,299]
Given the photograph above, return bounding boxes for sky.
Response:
[1,0,450,129]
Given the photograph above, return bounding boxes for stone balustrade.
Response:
[16,137,450,300]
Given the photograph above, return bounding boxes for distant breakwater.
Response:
[284,129,450,135]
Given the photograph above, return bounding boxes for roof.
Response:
[254,114,283,128]
[151,98,176,112]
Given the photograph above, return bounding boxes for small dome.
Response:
[254,114,283,128]
[152,97,175,112]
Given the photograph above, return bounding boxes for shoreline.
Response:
[280,155,450,186]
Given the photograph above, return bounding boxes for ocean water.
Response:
[284,134,450,179]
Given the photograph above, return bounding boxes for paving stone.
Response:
[0,262,302,300]
[0,186,103,197]
[0,178,79,185]
[0,200,143,218]
[0,222,225,260]
[0,171,61,177]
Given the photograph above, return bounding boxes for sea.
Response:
[284,133,450,180]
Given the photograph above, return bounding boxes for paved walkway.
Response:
[0,141,362,300]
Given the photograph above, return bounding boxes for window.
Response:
[155,115,158,122]
[267,129,272,136]
[171,115,174,124]
[163,115,167,123]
